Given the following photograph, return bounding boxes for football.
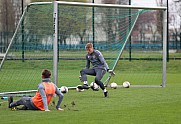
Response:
[90,82,100,91]
[60,86,68,93]
[76,85,85,92]
[110,82,118,89]
[123,81,130,88]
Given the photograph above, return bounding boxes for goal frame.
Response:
[53,1,167,88]
[0,1,167,96]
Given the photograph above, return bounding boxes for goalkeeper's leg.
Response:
[94,69,108,97]
[78,69,96,89]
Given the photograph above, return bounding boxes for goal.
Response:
[0,1,167,96]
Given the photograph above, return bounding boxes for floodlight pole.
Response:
[166,0,169,62]
[21,0,23,15]
[128,0,132,61]
[92,0,95,47]
[21,0,25,62]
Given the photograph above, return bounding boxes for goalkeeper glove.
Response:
[107,69,115,76]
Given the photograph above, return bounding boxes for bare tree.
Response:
[172,0,181,30]
[0,0,16,52]
[100,0,118,43]
[100,0,129,43]
[31,0,87,45]
[0,0,16,33]
[169,0,181,49]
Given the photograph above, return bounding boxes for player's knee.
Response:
[95,77,101,83]
[80,69,86,75]
[95,78,105,90]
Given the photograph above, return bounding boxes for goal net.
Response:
[0,1,167,95]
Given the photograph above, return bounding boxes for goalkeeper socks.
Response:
[103,89,107,92]
[84,81,88,85]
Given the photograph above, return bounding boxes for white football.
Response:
[76,85,85,92]
[90,82,100,91]
[60,86,68,93]
[110,82,118,89]
[123,81,130,88]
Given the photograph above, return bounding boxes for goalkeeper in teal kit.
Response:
[78,43,115,97]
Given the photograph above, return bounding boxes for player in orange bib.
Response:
[8,69,64,111]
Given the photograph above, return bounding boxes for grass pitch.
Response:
[0,55,181,124]
[0,72,180,124]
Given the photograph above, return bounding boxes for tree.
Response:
[169,0,181,49]
[0,0,16,32]
[100,0,129,43]
[100,0,118,43]
[30,0,87,45]
[57,3,87,45]
[0,0,16,52]
[172,0,181,30]
[133,10,163,44]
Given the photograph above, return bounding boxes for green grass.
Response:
[0,59,180,91]
[0,50,180,124]
[0,60,162,91]
[0,72,180,124]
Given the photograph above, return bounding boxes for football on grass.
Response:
[60,86,68,93]
[90,82,100,91]
[110,82,118,89]
[123,81,130,88]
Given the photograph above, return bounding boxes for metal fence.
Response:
[0,0,180,55]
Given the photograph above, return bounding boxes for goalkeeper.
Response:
[8,69,64,111]
[78,43,115,97]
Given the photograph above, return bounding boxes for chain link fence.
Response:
[0,0,180,56]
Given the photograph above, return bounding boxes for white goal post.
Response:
[0,1,167,96]
[53,1,167,87]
